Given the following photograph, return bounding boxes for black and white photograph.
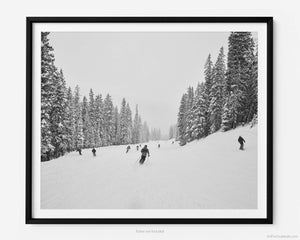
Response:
[5,0,300,237]
[26,18,272,223]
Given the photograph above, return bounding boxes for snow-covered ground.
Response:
[41,125,257,209]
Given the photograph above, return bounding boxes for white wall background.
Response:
[0,0,299,239]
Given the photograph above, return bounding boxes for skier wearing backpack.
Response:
[139,145,150,164]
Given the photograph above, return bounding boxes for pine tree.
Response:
[88,89,97,147]
[94,94,103,147]
[221,97,231,131]
[41,32,56,161]
[132,105,142,144]
[221,91,238,131]
[112,106,120,145]
[65,87,75,152]
[204,54,214,135]
[119,98,128,144]
[177,93,188,145]
[73,85,84,149]
[186,105,197,142]
[82,96,92,148]
[225,32,256,125]
[209,47,226,133]
[49,69,68,158]
[184,87,194,142]
[126,103,133,144]
[103,94,114,145]
[138,116,142,143]
[246,47,258,122]
[190,83,207,139]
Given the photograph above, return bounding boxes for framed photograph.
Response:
[26,17,273,224]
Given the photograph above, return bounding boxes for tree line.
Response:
[41,32,152,161]
[177,32,258,146]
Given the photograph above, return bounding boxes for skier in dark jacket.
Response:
[139,145,150,164]
[158,144,160,148]
[126,145,131,153]
[238,136,246,150]
[92,148,96,156]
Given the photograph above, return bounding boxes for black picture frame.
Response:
[26,16,273,224]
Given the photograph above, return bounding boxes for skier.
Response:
[172,141,174,144]
[238,136,246,150]
[158,144,160,148]
[136,145,139,151]
[77,148,82,155]
[92,148,96,156]
[126,145,131,153]
[139,145,150,165]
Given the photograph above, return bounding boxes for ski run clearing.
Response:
[41,125,257,209]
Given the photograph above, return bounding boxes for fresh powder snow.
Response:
[41,125,257,209]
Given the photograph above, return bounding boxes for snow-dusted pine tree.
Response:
[49,69,68,158]
[103,94,114,146]
[177,93,188,145]
[133,105,142,144]
[112,106,120,145]
[225,32,256,125]
[138,116,142,143]
[41,32,56,161]
[204,54,214,135]
[119,98,128,144]
[95,94,104,146]
[190,82,207,139]
[184,87,195,142]
[73,85,84,149]
[245,47,258,123]
[65,87,76,152]
[221,91,238,131]
[82,96,93,148]
[126,103,133,144]
[88,89,97,147]
[209,47,226,133]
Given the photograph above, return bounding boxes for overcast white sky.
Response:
[49,32,231,135]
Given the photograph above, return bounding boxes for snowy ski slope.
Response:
[41,125,257,209]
